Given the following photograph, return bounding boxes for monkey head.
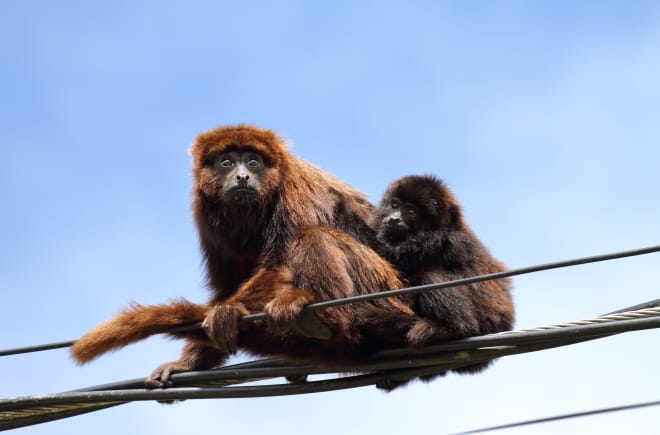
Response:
[190,125,288,207]
[371,175,464,247]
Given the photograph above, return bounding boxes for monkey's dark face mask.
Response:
[375,200,421,246]
[214,150,266,206]
[378,222,408,245]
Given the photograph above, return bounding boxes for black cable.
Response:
[0,327,654,431]
[0,358,298,432]
[243,244,660,322]
[453,399,660,434]
[2,306,659,431]
[0,381,343,432]
[3,310,659,410]
[2,244,659,358]
[0,340,76,357]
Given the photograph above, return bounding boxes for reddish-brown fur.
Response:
[71,125,420,386]
[71,300,210,363]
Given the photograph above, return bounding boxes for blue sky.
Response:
[2,2,660,434]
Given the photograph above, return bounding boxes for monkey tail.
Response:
[70,299,208,364]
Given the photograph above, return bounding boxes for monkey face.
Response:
[191,126,287,210]
[373,198,423,246]
[373,175,464,243]
[213,150,266,205]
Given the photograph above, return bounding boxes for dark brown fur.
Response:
[369,175,515,388]
[72,125,421,386]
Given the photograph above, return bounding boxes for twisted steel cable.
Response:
[2,301,659,431]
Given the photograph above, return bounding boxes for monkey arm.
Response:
[201,264,332,352]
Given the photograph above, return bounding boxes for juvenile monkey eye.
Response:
[407,209,416,215]
[247,159,259,167]
[390,202,399,209]
[220,159,233,168]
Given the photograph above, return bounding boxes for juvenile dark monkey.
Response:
[369,175,514,387]
[72,125,421,385]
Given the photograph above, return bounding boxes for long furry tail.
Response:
[71,299,208,364]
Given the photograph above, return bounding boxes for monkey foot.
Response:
[145,360,194,389]
[406,318,450,348]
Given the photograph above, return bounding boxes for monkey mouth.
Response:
[378,225,408,245]
[225,187,259,204]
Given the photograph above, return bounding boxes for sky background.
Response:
[2,1,660,434]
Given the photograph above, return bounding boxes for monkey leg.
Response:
[199,225,421,358]
[200,264,331,352]
[260,268,332,339]
[287,225,421,350]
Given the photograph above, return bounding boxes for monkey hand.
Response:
[202,303,249,353]
[264,290,332,340]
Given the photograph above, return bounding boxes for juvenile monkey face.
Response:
[373,197,422,245]
[213,150,267,204]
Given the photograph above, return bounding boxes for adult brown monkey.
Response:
[72,125,420,386]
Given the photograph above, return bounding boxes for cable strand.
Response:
[2,244,660,358]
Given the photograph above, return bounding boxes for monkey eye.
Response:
[220,159,233,168]
[244,152,264,169]
[390,201,399,209]
[407,208,416,215]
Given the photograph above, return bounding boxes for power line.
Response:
[2,244,660,358]
[1,245,659,431]
[453,399,660,434]
[0,340,76,357]
[1,301,659,431]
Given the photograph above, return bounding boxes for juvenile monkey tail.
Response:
[70,299,208,364]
